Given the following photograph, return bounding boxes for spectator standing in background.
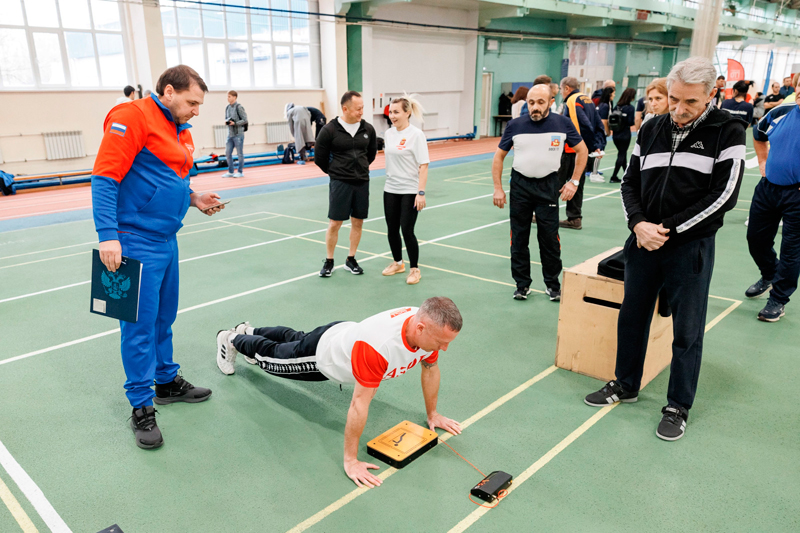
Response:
[609,88,637,183]
[510,86,529,119]
[116,85,136,105]
[223,90,248,178]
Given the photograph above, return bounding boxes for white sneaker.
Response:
[234,322,257,365]
[222,171,235,178]
[233,172,244,178]
[216,329,237,375]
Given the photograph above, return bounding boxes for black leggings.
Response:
[612,134,631,179]
[384,192,419,268]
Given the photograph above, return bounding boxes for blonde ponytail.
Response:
[391,92,425,123]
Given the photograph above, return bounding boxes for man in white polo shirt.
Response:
[215,297,463,488]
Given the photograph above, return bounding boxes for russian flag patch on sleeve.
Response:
[110,123,127,137]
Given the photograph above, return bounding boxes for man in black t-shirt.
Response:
[764,81,784,111]
[491,85,588,302]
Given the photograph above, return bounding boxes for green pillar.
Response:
[614,44,629,88]
[346,4,367,92]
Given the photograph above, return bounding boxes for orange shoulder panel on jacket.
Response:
[93,103,148,183]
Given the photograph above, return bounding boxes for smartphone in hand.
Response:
[201,200,231,213]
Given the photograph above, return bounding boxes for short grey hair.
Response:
[419,297,462,332]
[666,57,717,94]
[560,76,579,91]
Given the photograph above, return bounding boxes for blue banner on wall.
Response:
[561,58,569,80]
[763,51,774,96]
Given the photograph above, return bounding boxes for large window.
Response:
[0,0,129,89]
[160,0,321,89]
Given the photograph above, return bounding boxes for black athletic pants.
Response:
[612,134,631,180]
[557,151,589,220]
[747,177,800,305]
[232,322,341,381]
[615,234,715,411]
[509,169,561,291]
[384,192,420,268]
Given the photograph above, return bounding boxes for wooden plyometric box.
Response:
[555,247,673,389]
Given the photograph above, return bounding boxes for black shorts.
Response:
[328,179,369,221]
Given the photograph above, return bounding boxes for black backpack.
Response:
[282,143,296,164]
[608,106,625,133]
[234,103,248,132]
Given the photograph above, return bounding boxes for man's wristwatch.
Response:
[418,191,425,196]
[569,179,580,187]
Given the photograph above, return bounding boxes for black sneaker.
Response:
[130,406,163,449]
[545,288,561,302]
[758,298,785,322]
[656,405,688,441]
[745,277,772,298]
[344,257,364,275]
[584,380,638,407]
[609,176,621,183]
[154,374,212,405]
[513,287,532,300]
[319,259,334,277]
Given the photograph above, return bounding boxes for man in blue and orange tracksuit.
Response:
[92,65,224,449]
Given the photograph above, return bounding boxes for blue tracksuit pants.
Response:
[119,232,181,408]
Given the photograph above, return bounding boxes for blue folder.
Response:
[90,249,142,323]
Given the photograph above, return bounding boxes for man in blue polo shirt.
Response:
[745,76,800,322]
[492,84,588,302]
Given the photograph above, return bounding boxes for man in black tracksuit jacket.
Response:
[584,58,746,441]
[314,91,377,277]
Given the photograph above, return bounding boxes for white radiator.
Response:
[43,131,85,160]
[266,121,291,143]
[213,125,228,148]
[422,113,439,131]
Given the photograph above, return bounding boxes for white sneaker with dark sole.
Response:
[216,329,237,375]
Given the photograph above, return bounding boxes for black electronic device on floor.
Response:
[470,470,513,502]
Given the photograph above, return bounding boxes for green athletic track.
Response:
[0,134,797,533]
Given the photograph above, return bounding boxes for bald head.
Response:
[527,84,553,122]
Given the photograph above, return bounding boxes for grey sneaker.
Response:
[656,405,688,441]
[222,171,235,178]
[154,374,212,404]
[758,298,786,322]
[233,172,244,178]
[545,288,561,302]
[130,406,163,449]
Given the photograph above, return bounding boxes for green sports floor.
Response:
[0,136,797,533]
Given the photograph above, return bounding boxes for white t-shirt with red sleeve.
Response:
[315,307,439,387]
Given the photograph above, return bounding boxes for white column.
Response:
[360,25,374,125]
[318,0,348,118]
[459,9,479,136]
[690,0,723,59]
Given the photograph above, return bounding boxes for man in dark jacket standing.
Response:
[314,91,377,277]
[559,76,607,230]
[584,57,746,441]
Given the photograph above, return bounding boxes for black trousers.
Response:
[313,117,326,139]
[747,177,800,305]
[232,322,341,381]
[612,134,631,179]
[384,192,420,268]
[557,151,589,220]
[615,234,715,411]
[509,169,562,291]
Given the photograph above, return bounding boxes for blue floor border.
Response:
[0,151,495,234]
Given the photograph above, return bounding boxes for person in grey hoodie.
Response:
[285,102,314,162]
[224,90,248,177]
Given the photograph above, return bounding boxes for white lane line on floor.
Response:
[0,281,91,305]
[285,365,559,533]
[446,294,742,532]
[0,439,71,532]
[0,472,38,533]
[447,405,618,533]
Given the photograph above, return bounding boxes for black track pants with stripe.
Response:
[509,169,562,291]
[232,322,341,381]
